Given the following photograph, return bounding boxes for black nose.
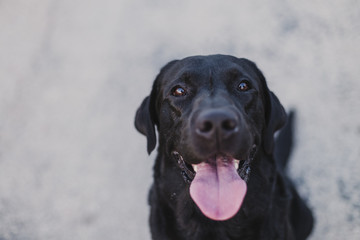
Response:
[195,109,239,140]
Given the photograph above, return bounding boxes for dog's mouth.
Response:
[171,145,256,183]
[171,145,257,221]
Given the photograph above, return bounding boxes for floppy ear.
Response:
[263,91,287,155]
[134,60,178,155]
[135,95,157,154]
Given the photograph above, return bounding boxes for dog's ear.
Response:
[240,58,287,155]
[135,95,157,154]
[263,91,287,155]
[135,60,178,155]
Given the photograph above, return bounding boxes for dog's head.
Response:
[135,55,286,221]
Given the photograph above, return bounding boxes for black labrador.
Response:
[135,55,313,240]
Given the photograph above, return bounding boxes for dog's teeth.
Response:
[234,160,240,169]
[192,164,198,173]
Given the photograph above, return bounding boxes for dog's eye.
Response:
[238,80,251,91]
[172,86,187,97]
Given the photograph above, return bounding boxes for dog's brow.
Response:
[226,68,243,77]
[175,70,205,84]
[176,71,194,81]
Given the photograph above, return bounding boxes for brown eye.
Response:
[172,86,187,97]
[238,80,250,91]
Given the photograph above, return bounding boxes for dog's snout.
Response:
[195,109,239,140]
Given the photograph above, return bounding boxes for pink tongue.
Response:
[189,157,247,221]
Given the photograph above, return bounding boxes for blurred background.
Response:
[0,0,359,239]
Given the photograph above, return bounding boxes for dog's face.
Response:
[157,56,264,162]
[135,55,286,221]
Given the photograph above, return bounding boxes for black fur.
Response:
[135,55,313,240]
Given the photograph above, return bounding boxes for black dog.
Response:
[135,55,313,239]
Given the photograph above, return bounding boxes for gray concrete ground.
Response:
[0,0,359,239]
